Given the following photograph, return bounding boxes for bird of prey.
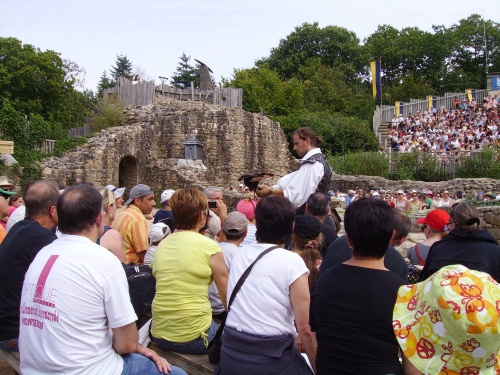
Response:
[238,173,274,193]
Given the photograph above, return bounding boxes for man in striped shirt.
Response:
[112,184,156,265]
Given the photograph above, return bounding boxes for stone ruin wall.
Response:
[40,98,297,196]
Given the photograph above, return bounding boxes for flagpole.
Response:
[378,59,384,147]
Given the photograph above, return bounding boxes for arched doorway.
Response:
[119,156,138,198]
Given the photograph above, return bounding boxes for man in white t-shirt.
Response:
[19,184,186,375]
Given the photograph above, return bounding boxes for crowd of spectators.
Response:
[337,187,500,211]
[1,175,500,374]
[388,95,499,157]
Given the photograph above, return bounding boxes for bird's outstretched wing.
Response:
[238,173,274,192]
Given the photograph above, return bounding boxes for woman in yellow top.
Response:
[151,188,228,354]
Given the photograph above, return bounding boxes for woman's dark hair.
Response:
[8,193,22,205]
[57,184,102,234]
[293,127,323,147]
[450,202,481,234]
[293,234,322,291]
[255,196,295,245]
[344,197,394,259]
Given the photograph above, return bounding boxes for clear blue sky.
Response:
[2,0,498,92]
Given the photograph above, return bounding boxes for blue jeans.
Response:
[121,353,187,375]
[152,320,219,354]
[0,339,18,352]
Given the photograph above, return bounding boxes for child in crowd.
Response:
[144,223,170,265]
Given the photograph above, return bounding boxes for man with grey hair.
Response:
[319,207,410,281]
[203,187,227,241]
[112,184,155,264]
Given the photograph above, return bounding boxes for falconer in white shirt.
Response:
[257,127,332,213]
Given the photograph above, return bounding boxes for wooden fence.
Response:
[156,83,243,108]
[373,89,489,134]
[103,77,243,108]
[68,124,91,138]
[103,78,155,106]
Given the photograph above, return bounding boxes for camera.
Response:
[208,201,217,208]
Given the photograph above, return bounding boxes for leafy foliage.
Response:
[88,96,125,132]
[274,112,378,156]
[455,148,500,179]
[52,136,88,157]
[328,152,389,177]
[257,22,367,81]
[230,67,304,116]
[329,148,500,181]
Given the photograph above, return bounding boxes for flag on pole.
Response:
[427,96,433,110]
[370,61,381,101]
[395,101,404,117]
[466,89,476,101]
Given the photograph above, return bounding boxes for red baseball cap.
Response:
[416,209,450,232]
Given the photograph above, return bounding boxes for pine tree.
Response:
[171,53,200,89]
[110,55,133,82]
[96,70,115,97]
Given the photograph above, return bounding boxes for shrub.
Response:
[88,96,125,132]
[328,151,389,177]
[52,137,88,157]
[455,148,500,179]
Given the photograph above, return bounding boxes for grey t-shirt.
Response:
[407,243,431,266]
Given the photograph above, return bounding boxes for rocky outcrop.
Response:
[40,98,296,197]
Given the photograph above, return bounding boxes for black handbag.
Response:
[208,245,279,364]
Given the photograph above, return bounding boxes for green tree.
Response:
[110,54,133,81]
[274,112,378,156]
[171,53,200,89]
[0,37,69,117]
[443,14,500,89]
[96,70,115,97]
[298,60,373,121]
[228,67,304,116]
[0,37,95,130]
[258,22,367,81]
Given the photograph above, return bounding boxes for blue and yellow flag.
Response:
[467,89,476,101]
[395,101,403,117]
[427,96,433,110]
[370,61,381,101]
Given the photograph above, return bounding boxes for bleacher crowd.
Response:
[388,94,499,155]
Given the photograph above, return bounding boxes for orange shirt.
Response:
[112,204,148,264]
[0,225,6,244]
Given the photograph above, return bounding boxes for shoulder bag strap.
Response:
[208,245,279,347]
[415,243,425,266]
[227,245,280,312]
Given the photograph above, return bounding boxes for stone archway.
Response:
[119,156,138,197]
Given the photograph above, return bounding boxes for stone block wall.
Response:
[40,98,296,198]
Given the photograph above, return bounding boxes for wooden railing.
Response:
[103,77,243,108]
